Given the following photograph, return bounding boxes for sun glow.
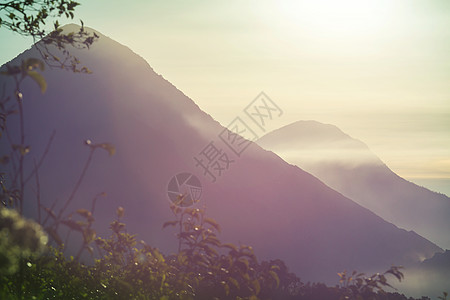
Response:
[273,0,397,38]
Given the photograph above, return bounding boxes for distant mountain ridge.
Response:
[257,120,450,249]
[0,25,442,286]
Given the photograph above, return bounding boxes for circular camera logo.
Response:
[167,173,202,207]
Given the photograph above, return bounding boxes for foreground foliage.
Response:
[1,204,434,300]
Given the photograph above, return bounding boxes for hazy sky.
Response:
[1,0,449,193]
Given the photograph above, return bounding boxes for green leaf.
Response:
[2,65,21,76]
[270,264,280,271]
[77,208,93,220]
[252,279,261,295]
[46,227,63,246]
[116,206,124,218]
[42,206,57,220]
[228,277,240,289]
[24,58,45,71]
[83,228,96,243]
[99,143,116,156]
[86,245,94,255]
[203,244,218,257]
[204,235,221,247]
[221,281,230,296]
[27,70,47,93]
[236,258,249,272]
[80,66,92,74]
[269,270,280,288]
[222,243,238,252]
[204,217,221,232]
[20,146,30,156]
[0,156,9,164]
[61,219,83,231]
[162,220,178,229]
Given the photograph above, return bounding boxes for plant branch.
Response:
[57,147,95,219]
[33,159,41,224]
[24,130,56,185]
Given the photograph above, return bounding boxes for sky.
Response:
[1,0,449,195]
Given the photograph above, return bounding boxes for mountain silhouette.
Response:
[0,25,442,284]
[257,120,450,250]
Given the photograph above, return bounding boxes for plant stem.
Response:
[57,148,95,220]
[15,82,25,215]
[33,159,41,224]
[24,130,56,185]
